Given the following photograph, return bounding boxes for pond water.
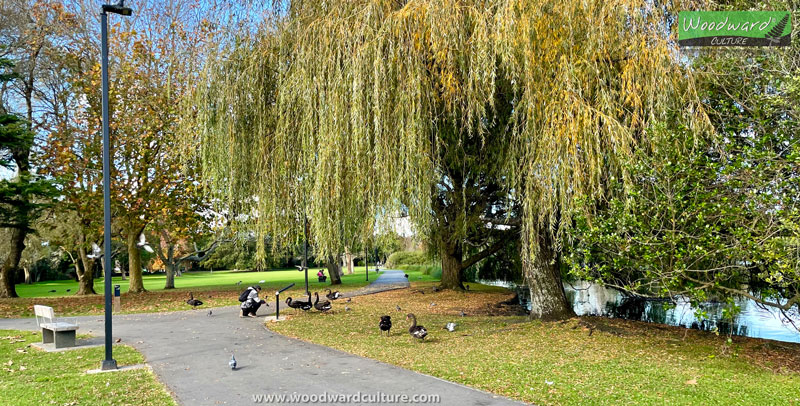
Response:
[478,279,800,344]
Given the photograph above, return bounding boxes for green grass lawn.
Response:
[269,282,800,406]
[14,266,378,298]
[0,330,174,406]
[0,267,379,318]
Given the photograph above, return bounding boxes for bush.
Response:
[385,251,428,268]
[396,264,441,276]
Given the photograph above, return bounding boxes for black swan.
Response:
[313,292,332,312]
[186,292,203,309]
[406,313,428,340]
[287,296,312,311]
[285,297,302,309]
[325,289,341,300]
[379,315,392,336]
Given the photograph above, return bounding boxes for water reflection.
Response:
[479,279,800,344]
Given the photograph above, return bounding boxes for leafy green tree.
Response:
[567,3,799,319]
[0,58,57,297]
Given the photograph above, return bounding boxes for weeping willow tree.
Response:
[188,0,708,320]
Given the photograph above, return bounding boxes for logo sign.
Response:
[679,11,791,47]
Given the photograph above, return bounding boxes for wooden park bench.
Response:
[34,305,78,349]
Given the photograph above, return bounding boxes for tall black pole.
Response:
[303,217,309,296]
[365,244,369,282]
[100,10,116,371]
[302,193,309,296]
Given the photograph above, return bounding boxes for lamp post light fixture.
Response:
[100,0,132,371]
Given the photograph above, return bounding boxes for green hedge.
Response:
[385,251,429,268]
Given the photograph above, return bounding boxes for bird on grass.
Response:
[445,322,457,332]
[313,292,332,313]
[429,302,437,307]
[406,314,428,340]
[186,292,204,309]
[396,305,402,312]
[207,310,213,317]
[48,290,56,293]
[235,281,242,286]
[465,284,470,291]
[432,286,440,292]
[346,298,352,303]
[325,289,341,300]
[345,306,351,312]
[229,354,237,370]
[287,295,313,311]
[66,289,71,292]
[259,280,265,284]
[460,310,466,317]
[379,315,392,336]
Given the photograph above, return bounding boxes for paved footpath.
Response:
[0,270,523,406]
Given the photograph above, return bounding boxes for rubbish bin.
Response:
[113,284,121,313]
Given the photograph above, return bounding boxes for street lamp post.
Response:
[100,0,132,371]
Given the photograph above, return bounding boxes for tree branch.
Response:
[460,231,516,271]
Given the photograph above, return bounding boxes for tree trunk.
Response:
[164,243,176,289]
[326,255,342,285]
[344,247,354,274]
[525,232,574,321]
[165,263,176,289]
[126,230,146,293]
[439,240,464,290]
[23,266,32,284]
[0,227,25,298]
[76,245,96,295]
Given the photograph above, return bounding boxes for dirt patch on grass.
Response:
[0,284,365,318]
[372,281,523,317]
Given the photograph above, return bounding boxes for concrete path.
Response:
[0,272,522,406]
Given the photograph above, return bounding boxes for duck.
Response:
[325,289,341,300]
[445,322,457,332]
[186,292,203,309]
[379,315,392,336]
[406,313,428,340]
[313,292,332,312]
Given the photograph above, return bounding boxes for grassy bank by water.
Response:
[0,330,174,406]
[268,282,800,406]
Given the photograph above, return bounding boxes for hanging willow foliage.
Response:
[186,0,709,270]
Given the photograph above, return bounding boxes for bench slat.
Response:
[40,322,78,332]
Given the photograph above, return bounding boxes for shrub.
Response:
[396,264,441,276]
[385,251,428,268]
